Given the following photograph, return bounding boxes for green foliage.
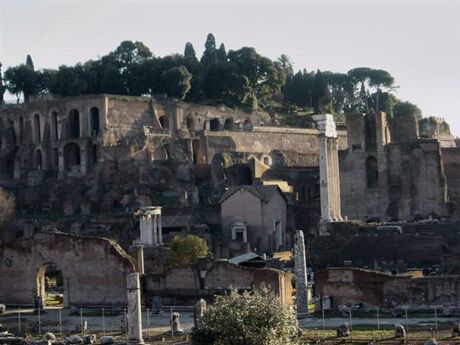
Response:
[0,187,15,232]
[161,65,192,99]
[192,288,299,345]
[166,234,208,268]
[4,64,38,102]
[184,42,197,59]
[3,36,422,121]
[394,100,423,119]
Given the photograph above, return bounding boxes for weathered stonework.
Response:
[0,231,136,305]
[294,230,308,314]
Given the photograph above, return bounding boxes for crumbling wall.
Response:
[0,231,136,305]
[442,147,460,218]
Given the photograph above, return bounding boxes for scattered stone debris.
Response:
[394,324,406,338]
[452,322,460,337]
[99,336,114,345]
[336,323,350,337]
[43,332,56,341]
[82,335,96,345]
[65,335,83,344]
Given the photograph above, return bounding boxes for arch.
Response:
[37,262,64,307]
[210,118,220,131]
[159,115,169,129]
[262,154,272,167]
[366,156,379,188]
[223,118,234,131]
[91,144,98,164]
[64,143,81,171]
[243,119,253,131]
[34,114,41,143]
[192,139,204,164]
[35,149,42,170]
[186,115,195,131]
[90,107,100,136]
[51,111,59,140]
[18,116,24,143]
[69,109,80,138]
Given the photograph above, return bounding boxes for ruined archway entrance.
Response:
[37,263,65,307]
[64,143,81,171]
[69,109,80,138]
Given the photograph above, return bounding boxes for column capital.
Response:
[312,114,337,138]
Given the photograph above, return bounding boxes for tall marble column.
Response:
[312,114,343,225]
[126,273,144,345]
[136,245,144,275]
[139,216,153,246]
[157,215,163,245]
[152,214,158,245]
[294,230,308,314]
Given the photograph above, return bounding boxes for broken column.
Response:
[313,114,343,233]
[126,273,144,345]
[136,245,144,275]
[136,207,163,246]
[294,230,308,314]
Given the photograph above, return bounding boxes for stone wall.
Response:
[316,267,460,308]
[0,231,136,305]
[442,147,460,218]
[142,259,292,306]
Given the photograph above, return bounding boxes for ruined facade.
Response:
[340,112,457,221]
[142,259,293,306]
[316,267,460,308]
[0,231,136,305]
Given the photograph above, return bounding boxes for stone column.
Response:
[294,230,308,314]
[80,145,88,175]
[58,148,65,180]
[158,214,163,245]
[139,216,153,246]
[136,245,144,275]
[126,273,144,345]
[152,214,158,245]
[312,114,342,226]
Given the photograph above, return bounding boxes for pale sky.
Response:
[1,0,459,135]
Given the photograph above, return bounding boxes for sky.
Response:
[1,0,459,136]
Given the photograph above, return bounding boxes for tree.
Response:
[217,43,227,62]
[192,288,299,345]
[4,64,38,102]
[0,187,15,232]
[277,54,294,81]
[161,65,192,99]
[394,100,422,119]
[184,42,197,59]
[26,54,34,71]
[166,234,208,268]
[201,33,218,66]
[49,65,88,97]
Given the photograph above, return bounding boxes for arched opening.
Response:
[36,149,42,170]
[366,156,379,188]
[37,263,64,307]
[192,139,204,164]
[243,119,253,131]
[34,114,41,143]
[263,156,270,166]
[18,116,24,143]
[159,116,169,129]
[223,118,234,131]
[52,111,59,140]
[231,164,252,185]
[210,118,220,131]
[90,107,100,136]
[69,109,80,138]
[186,116,194,131]
[92,144,98,164]
[64,143,81,171]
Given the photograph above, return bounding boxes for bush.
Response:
[166,234,209,268]
[192,288,299,345]
[0,187,15,232]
